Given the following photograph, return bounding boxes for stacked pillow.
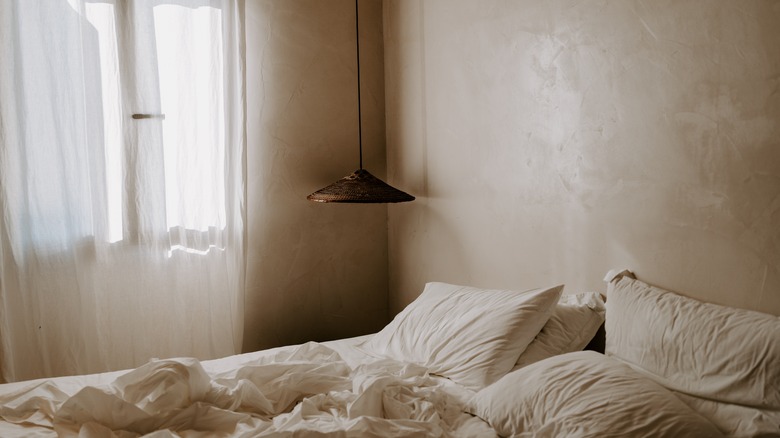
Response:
[605,276,780,436]
[468,350,724,437]
[462,272,780,436]
[363,279,750,436]
[606,276,780,407]
[512,291,605,371]
[361,282,607,390]
[361,282,563,389]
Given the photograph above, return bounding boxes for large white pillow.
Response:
[468,351,724,438]
[606,276,780,410]
[511,292,605,371]
[361,282,562,389]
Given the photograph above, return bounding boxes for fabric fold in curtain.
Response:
[0,0,246,382]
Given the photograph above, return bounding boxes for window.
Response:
[82,1,227,249]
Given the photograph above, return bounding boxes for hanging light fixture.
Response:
[307,0,414,204]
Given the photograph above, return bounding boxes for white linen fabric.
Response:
[0,338,498,437]
[468,351,724,438]
[511,291,605,371]
[606,276,780,407]
[0,0,246,381]
[672,391,780,437]
[606,276,780,436]
[361,282,563,390]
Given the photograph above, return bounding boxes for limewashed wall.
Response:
[384,1,780,315]
[243,0,389,351]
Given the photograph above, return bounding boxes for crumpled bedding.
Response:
[0,342,494,437]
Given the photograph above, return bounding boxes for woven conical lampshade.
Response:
[307,0,414,204]
[307,169,415,203]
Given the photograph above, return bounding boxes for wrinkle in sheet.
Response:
[0,343,486,437]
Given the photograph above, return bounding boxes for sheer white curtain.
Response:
[0,0,246,382]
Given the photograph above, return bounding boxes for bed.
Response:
[0,272,777,437]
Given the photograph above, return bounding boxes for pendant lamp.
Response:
[307,0,414,204]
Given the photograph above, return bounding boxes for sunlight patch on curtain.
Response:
[155,5,227,236]
[84,2,124,243]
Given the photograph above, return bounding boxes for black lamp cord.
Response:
[355,0,363,170]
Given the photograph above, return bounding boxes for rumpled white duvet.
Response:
[0,341,495,437]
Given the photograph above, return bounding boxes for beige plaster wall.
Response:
[243,0,389,352]
[385,0,780,316]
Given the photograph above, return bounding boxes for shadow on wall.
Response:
[243,0,390,352]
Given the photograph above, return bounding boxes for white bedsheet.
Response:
[0,336,496,437]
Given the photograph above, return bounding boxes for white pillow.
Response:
[361,282,562,389]
[468,351,724,438]
[511,292,605,371]
[606,276,780,410]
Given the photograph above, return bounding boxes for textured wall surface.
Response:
[243,0,389,352]
[385,0,780,315]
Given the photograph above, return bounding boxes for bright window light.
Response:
[154,5,226,233]
[84,2,124,243]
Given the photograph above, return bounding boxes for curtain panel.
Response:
[0,0,246,382]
